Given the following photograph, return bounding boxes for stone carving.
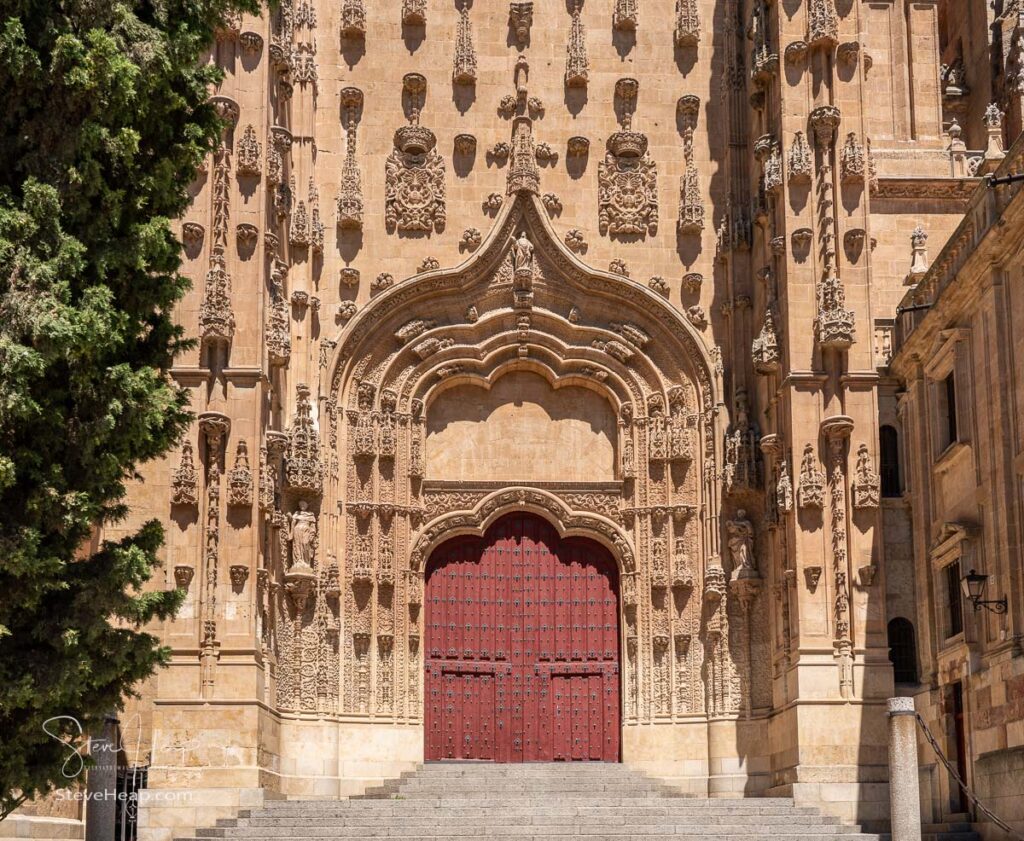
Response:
[613,0,638,31]
[338,88,364,230]
[805,565,823,590]
[726,511,756,578]
[677,112,704,234]
[453,5,477,85]
[386,74,446,234]
[687,306,707,328]
[418,256,440,273]
[493,141,513,160]
[509,2,533,43]
[777,457,794,514]
[198,145,235,347]
[824,423,854,697]
[840,132,866,183]
[461,227,482,249]
[340,267,360,287]
[809,105,842,148]
[229,565,249,589]
[236,224,258,246]
[682,272,702,293]
[174,565,194,589]
[498,95,517,118]
[907,225,929,283]
[852,443,880,509]
[340,0,365,38]
[507,116,540,196]
[171,441,199,506]
[565,229,587,252]
[752,306,781,374]
[797,443,825,509]
[565,2,588,88]
[675,0,699,46]
[536,143,558,164]
[336,301,358,322]
[567,136,590,157]
[182,222,204,246]
[402,0,426,25]
[266,259,290,365]
[483,193,503,212]
[600,80,657,237]
[648,276,669,296]
[236,125,261,177]
[723,389,761,496]
[788,131,812,182]
[785,40,809,64]
[454,134,476,155]
[815,273,855,348]
[609,258,629,277]
[228,440,253,507]
[749,0,778,80]
[541,193,562,215]
[285,384,322,495]
[807,0,838,47]
[372,272,395,291]
[465,305,479,323]
[760,138,783,195]
[984,103,1006,160]
[287,499,317,571]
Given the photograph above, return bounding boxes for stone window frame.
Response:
[922,327,971,469]
[929,522,976,649]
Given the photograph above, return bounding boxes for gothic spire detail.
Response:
[338,88,364,230]
[453,4,478,85]
[284,383,323,496]
[565,2,588,88]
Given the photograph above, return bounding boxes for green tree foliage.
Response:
[0,0,258,817]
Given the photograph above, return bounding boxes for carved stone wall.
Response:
[112,0,998,830]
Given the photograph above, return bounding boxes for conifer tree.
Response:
[0,0,258,817]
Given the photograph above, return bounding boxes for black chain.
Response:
[914,712,1024,840]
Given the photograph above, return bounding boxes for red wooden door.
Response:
[425,513,620,762]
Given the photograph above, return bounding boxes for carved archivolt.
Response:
[300,192,754,726]
[409,488,635,575]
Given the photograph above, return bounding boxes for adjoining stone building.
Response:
[887,132,1024,837]
[5,3,1024,841]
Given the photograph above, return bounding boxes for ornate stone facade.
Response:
[88,7,1024,841]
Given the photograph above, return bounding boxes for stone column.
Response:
[887,697,923,841]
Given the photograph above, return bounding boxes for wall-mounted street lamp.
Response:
[960,569,1008,614]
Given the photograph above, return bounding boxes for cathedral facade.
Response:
[19,3,1021,841]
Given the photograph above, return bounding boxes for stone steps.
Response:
[179,763,887,841]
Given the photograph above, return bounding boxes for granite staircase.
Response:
[186,763,889,841]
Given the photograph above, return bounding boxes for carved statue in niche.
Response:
[386,74,445,234]
[726,510,756,578]
[511,231,535,275]
[288,499,317,571]
[599,80,657,237]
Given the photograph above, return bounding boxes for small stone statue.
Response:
[510,231,534,274]
[287,499,317,570]
[726,509,756,578]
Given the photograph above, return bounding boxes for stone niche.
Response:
[425,370,617,482]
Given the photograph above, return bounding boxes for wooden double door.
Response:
[425,513,621,762]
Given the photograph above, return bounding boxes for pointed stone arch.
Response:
[321,191,737,727]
